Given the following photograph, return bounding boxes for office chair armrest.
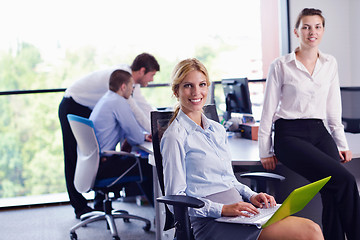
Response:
[157,195,204,209]
[101,150,140,158]
[240,172,285,181]
[240,172,285,194]
[158,195,204,240]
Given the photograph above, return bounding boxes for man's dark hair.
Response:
[109,70,132,92]
[131,53,160,74]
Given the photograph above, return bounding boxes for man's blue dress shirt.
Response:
[90,90,144,151]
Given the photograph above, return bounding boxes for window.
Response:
[0,0,282,202]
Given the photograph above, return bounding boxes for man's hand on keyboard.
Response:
[221,202,260,217]
[250,192,276,209]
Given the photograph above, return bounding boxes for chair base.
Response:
[69,209,151,240]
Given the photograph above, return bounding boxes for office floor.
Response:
[0,201,156,240]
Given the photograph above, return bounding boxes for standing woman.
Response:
[258,8,360,240]
[161,58,324,240]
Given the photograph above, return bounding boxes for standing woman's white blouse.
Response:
[258,49,349,159]
[160,110,256,218]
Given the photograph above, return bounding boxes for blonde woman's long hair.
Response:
[169,58,210,124]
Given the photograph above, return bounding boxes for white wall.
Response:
[349,0,360,87]
[288,0,360,86]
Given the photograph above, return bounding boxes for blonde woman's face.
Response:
[176,70,208,115]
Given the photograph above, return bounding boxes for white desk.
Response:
[140,132,360,165]
[228,132,360,165]
[227,137,260,165]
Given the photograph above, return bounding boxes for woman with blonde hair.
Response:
[161,58,324,240]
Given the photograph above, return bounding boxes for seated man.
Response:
[89,69,153,210]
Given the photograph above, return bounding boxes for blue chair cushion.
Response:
[94,176,142,188]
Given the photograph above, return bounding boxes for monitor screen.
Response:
[222,78,252,120]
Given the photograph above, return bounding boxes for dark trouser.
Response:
[94,155,154,209]
[274,118,360,240]
[58,97,92,215]
[190,217,261,240]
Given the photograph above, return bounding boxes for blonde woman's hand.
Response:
[261,156,278,170]
[221,202,259,217]
[250,192,276,209]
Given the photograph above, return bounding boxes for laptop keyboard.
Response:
[226,205,281,223]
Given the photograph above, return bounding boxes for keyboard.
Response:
[215,204,281,228]
[231,205,280,223]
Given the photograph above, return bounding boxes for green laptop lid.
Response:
[262,176,331,228]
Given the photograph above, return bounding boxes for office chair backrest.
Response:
[151,111,175,231]
[151,111,173,196]
[203,104,220,123]
[67,114,100,193]
[151,105,218,197]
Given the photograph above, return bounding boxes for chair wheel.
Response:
[123,218,130,223]
[70,232,78,240]
[112,236,120,240]
[143,223,151,232]
[114,210,129,214]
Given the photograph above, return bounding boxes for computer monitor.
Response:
[340,87,360,133]
[222,78,252,120]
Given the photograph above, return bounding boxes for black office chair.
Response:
[151,110,204,240]
[151,105,284,240]
[67,114,151,240]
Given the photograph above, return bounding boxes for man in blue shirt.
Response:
[90,69,152,211]
[59,53,159,219]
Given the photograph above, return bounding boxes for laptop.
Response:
[215,176,331,229]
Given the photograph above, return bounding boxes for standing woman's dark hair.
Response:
[295,8,325,29]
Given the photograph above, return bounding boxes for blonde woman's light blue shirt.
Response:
[160,110,256,218]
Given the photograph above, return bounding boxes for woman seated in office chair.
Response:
[160,58,324,240]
